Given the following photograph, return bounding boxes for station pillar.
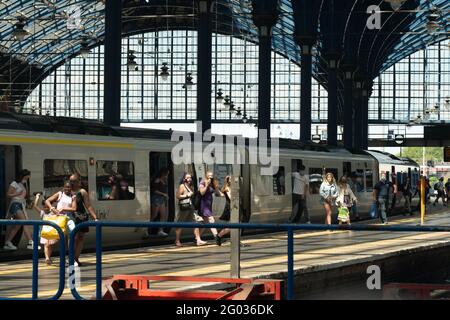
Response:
[299,44,314,143]
[361,87,369,150]
[197,0,213,133]
[252,0,279,138]
[103,0,122,126]
[353,79,363,150]
[325,55,340,147]
[292,1,320,143]
[342,65,354,149]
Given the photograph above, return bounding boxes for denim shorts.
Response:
[9,202,25,217]
[151,194,166,207]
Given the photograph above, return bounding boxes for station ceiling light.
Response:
[127,50,138,71]
[182,72,194,89]
[426,7,440,33]
[79,41,91,59]
[426,20,439,33]
[384,0,406,11]
[13,18,30,41]
[229,101,236,112]
[223,95,231,106]
[159,62,169,81]
[216,88,224,102]
[445,97,450,110]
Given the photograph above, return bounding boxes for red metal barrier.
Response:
[97,275,284,300]
[383,283,450,300]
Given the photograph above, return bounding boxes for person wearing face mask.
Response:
[3,169,39,250]
[288,164,310,224]
[373,173,393,225]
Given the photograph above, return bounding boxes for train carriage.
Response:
[0,113,421,254]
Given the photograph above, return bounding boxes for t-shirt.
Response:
[56,191,76,215]
[374,181,392,200]
[292,172,309,195]
[10,181,26,203]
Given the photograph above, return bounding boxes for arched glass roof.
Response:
[1,0,450,103]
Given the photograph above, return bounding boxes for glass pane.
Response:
[96,161,135,201]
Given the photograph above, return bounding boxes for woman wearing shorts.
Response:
[174,173,206,247]
[150,168,170,237]
[3,169,38,251]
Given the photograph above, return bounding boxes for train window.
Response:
[211,164,233,187]
[309,168,323,195]
[324,168,339,181]
[365,169,374,192]
[355,170,365,192]
[44,159,88,196]
[96,161,135,201]
[343,162,351,177]
[273,167,285,195]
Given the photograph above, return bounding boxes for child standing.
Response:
[336,177,357,225]
[33,193,58,265]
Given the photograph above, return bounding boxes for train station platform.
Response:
[1,207,450,300]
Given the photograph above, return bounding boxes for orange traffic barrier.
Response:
[96,275,284,300]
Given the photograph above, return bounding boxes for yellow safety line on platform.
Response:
[0,136,134,149]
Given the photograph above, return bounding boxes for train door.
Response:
[149,152,174,234]
[343,162,352,177]
[0,145,22,247]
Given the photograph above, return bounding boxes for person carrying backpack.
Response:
[373,173,393,225]
[434,177,445,206]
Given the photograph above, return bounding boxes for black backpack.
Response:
[192,191,202,211]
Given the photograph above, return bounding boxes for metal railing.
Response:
[68,221,450,300]
[0,219,66,300]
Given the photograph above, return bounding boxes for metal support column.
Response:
[361,89,369,150]
[252,0,279,138]
[343,69,353,149]
[327,59,338,146]
[353,81,363,150]
[257,27,272,137]
[300,47,313,143]
[197,0,212,133]
[103,0,122,126]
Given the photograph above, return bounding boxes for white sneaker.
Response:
[26,240,41,250]
[3,241,18,251]
[157,230,168,237]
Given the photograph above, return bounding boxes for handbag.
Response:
[179,198,193,211]
[41,215,69,240]
[337,207,349,221]
[369,200,379,219]
[74,191,89,222]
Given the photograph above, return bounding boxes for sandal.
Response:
[175,241,183,247]
[196,240,207,246]
[45,259,52,266]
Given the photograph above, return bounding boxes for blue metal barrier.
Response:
[69,221,450,301]
[0,219,66,300]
